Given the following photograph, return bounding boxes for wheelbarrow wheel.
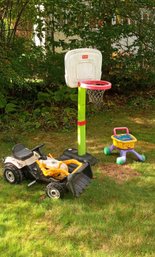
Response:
[46,182,65,199]
[116,156,126,165]
[4,164,23,184]
[104,147,111,155]
[140,154,146,162]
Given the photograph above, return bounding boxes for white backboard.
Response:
[65,48,102,88]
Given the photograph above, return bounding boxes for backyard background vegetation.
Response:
[0,1,155,257]
[0,0,155,130]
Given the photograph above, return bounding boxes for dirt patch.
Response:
[98,164,141,183]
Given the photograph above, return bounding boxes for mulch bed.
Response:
[98,164,141,183]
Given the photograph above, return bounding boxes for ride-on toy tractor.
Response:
[3,144,93,199]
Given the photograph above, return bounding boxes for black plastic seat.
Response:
[12,144,33,161]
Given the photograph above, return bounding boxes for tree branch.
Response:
[9,0,30,44]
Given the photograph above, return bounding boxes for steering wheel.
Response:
[32,144,47,160]
[32,144,45,152]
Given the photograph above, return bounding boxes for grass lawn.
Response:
[0,105,155,257]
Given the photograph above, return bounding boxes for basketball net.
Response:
[87,89,105,106]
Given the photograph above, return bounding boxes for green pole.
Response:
[78,87,86,156]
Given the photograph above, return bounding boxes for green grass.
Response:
[0,105,155,257]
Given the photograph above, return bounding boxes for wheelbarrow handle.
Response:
[113,127,129,136]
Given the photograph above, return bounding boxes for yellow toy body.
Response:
[111,134,137,150]
[36,156,83,180]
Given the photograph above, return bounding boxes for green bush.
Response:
[0,105,77,132]
[40,52,65,87]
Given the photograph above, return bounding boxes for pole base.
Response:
[59,148,98,166]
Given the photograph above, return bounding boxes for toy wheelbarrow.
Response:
[104,127,145,164]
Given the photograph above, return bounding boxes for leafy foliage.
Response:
[0,0,155,130]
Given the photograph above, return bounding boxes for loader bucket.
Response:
[66,162,93,197]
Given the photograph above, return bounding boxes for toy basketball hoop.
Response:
[79,80,112,104]
[62,48,112,164]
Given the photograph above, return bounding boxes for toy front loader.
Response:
[4,143,93,199]
[66,160,93,197]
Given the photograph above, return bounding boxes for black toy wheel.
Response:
[4,164,23,184]
[46,182,65,199]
